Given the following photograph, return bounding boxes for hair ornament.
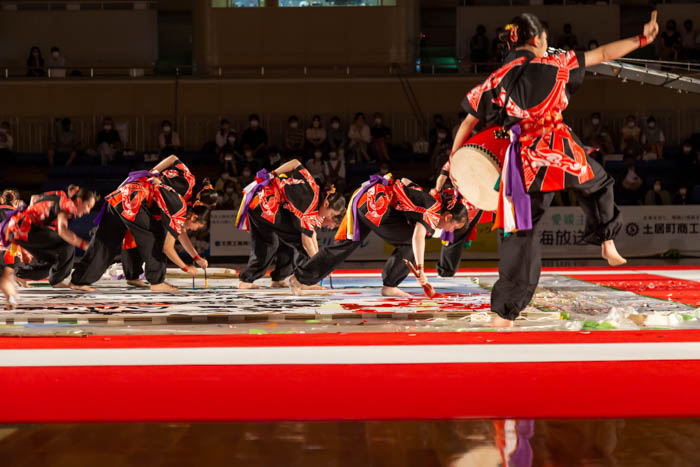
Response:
[505,24,519,43]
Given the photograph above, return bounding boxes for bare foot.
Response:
[52,281,72,289]
[492,316,514,328]
[1,269,18,310]
[14,277,30,288]
[151,282,179,292]
[289,275,315,295]
[270,280,289,288]
[164,281,178,288]
[69,284,96,292]
[602,240,627,267]
[381,286,410,298]
[238,281,263,289]
[126,279,149,288]
[307,284,326,290]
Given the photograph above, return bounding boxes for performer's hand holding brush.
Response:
[404,259,436,298]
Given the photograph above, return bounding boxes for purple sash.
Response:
[505,124,532,231]
[236,169,273,230]
[350,175,391,241]
[0,202,27,248]
[93,170,159,226]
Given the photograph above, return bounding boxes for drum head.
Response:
[450,146,501,211]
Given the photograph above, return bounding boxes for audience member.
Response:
[242,147,261,174]
[347,112,371,163]
[659,20,682,62]
[215,119,232,154]
[0,122,14,161]
[430,127,451,175]
[641,116,665,160]
[95,117,122,166]
[48,117,80,167]
[284,115,305,158]
[26,46,45,77]
[219,180,242,210]
[587,40,599,51]
[491,27,507,64]
[240,114,268,158]
[47,47,66,76]
[673,186,691,205]
[429,114,450,147]
[620,115,642,155]
[681,19,698,60]
[618,155,645,205]
[582,112,614,156]
[679,140,699,187]
[219,130,241,172]
[470,25,490,70]
[327,116,347,152]
[452,111,468,140]
[645,179,671,206]
[264,147,283,171]
[239,165,254,187]
[557,24,579,51]
[323,149,346,194]
[370,113,392,163]
[214,169,238,192]
[158,120,182,159]
[306,150,325,185]
[305,115,327,153]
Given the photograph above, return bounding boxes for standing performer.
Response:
[70,158,209,292]
[450,12,659,325]
[0,188,96,305]
[290,175,468,297]
[236,159,346,289]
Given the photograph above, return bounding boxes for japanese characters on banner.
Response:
[211,207,700,260]
[538,206,700,258]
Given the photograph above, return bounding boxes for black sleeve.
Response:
[566,51,587,94]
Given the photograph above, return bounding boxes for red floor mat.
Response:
[569,273,700,307]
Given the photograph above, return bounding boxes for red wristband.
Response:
[638,34,648,48]
[79,240,87,250]
[193,255,202,262]
[181,266,189,273]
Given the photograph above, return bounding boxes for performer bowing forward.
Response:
[236,159,346,289]
[450,12,659,324]
[291,175,468,297]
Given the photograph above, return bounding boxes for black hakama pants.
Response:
[13,227,75,286]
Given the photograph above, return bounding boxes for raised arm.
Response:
[150,155,180,174]
[585,11,658,67]
[274,159,302,176]
[450,114,479,157]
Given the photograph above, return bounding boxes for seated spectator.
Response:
[26,46,45,77]
[158,120,182,159]
[645,179,671,206]
[582,112,615,156]
[242,147,261,174]
[323,149,346,194]
[680,19,698,60]
[370,113,392,163]
[49,117,80,167]
[239,165,254,187]
[264,147,283,171]
[306,150,325,185]
[47,47,66,76]
[0,122,14,162]
[452,111,467,140]
[214,169,238,192]
[674,186,691,205]
[347,112,371,163]
[215,119,232,154]
[557,24,578,51]
[618,154,644,205]
[641,116,665,160]
[241,114,268,158]
[327,116,347,152]
[429,114,450,148]
[679,140,699,187]
[470,25,490,71]
[305,115,327,153]
[620,115,642,155]
[219,130,241,173]
[95,117,122,166]
[491,27,507,64]
[587,40,599,51]
[283,115,305,158]
[660,20,681,62]
[430,127,451,174]
[220,180,242,210]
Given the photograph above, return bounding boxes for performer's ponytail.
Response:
[196,178,218,207]
[326,189,347,224]
[500,13,546,50]
[440,194,468,223]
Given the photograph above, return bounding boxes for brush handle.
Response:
[403,259,436,298]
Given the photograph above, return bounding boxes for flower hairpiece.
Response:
[505,23,519,43]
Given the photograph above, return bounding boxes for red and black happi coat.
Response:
[248,168,324,238]
[463,49,593,192]
[105,178,187,237]
[4,191,77,243]
[159,158,196,202]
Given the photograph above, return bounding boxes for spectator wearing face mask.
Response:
[49,118,80,167]
[241,114,268,159]
[95,117,122,166]
[215,169,238,192]
[215,119,232,154]
[26,46,45,77]
[158,120,182,159]
[306,150,325,185]
[582,112,615,156]
[327,116,347,153]
[0,122,14,162]
[241,146,261,174]
[618,154,644,205]
[284,115,305,158]
[645,179,671,206]
[641,116,665,160]
[220,180,242,210]
[674,186,691,205]
[620,115,642,155]
[371,113,392,163]
[219,130,241,173]
[47,47,66,77]
[323,150,346,194]
[347,112,371,163]
[305,115,327,153]
[239,165,254,187]
[429,114,450,148]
